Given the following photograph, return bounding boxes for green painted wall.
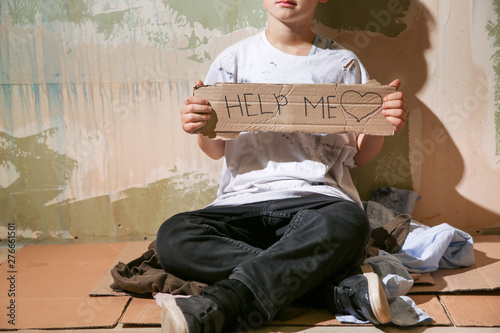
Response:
[1,0,499,243]
[487,0,500,155]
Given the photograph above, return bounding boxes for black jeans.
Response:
[156,194,370,319]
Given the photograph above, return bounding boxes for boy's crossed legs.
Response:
[156,195,391,332]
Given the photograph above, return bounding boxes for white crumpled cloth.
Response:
[337,197,475,326]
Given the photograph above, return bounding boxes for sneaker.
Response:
[324,265,392,324]
[161,295,225,333]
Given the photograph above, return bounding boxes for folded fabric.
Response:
[366,213,411,257]
[394,221,475,273]
[365,198,475,273]
[365,200,400,229]
[110,240,207,295]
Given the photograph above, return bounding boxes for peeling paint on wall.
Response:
[1,0,499,243]
[0,129,77,191]
[1,167,218,242]
[166,0,266,34]
[0,76,221,242]
[0,0,415,241]
[6,0,90,25]
[0,129,77,239]
[486,0,500,155]
[1,0,266,64]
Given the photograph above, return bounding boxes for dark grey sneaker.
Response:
[161,295,225,333]
[324,265,392,324]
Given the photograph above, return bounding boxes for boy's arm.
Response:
[354,79,407,167]
[197,134,225,160]
[354,134,384,167]
[182,80,225,160]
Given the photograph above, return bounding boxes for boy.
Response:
[157,0,408,332]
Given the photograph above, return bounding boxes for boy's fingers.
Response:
[181,80,208,134]
[182,103,213,118]
[385,116,406,132]
[384,91,405,102]
[184,96,210,106]
[191,121,207,131]
[185,80,206,105]
[388,79,401,90]
[383,99,406,110]
[183,122,206,134]
[383,108,407,120]
[182,118,209,133]
[186,105,213,115]
[185,112,211,122]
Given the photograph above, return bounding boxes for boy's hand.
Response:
[382,79,407,132]
[181,80,213,134]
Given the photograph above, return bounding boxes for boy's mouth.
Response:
[276,1,297,8]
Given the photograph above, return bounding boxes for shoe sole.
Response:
[361,265,392,324]
[161,295,190,333]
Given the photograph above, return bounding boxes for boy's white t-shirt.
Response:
[204,31,371,207]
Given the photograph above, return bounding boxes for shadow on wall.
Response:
[314,0,414,198]
[315,0,410,38]
[315,0,500,231]
[314,0,418,198]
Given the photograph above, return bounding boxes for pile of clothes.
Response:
[350,188,474,325]
[110,187,475,326]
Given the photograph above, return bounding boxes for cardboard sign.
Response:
[194,81,395,140]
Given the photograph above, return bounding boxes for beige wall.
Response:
[0,0,499,243]
[320,0,500,234]
[411,1,500,233]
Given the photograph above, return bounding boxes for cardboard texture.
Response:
[0,243,130,330]
[2,237,500,329]
[413,272,435,285]
[3,297,130,330]
[267,295,450,327]
[409,295,451,326]
[409,236,500,293]
[440,295,500,327]
[104,237,499,328]
[194,81,395,140]
[120,298,161,326]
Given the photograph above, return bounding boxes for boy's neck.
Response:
[265,21,316,56]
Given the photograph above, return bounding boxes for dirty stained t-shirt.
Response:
[204,31,371,207]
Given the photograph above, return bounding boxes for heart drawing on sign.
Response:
[340,90,383,122]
